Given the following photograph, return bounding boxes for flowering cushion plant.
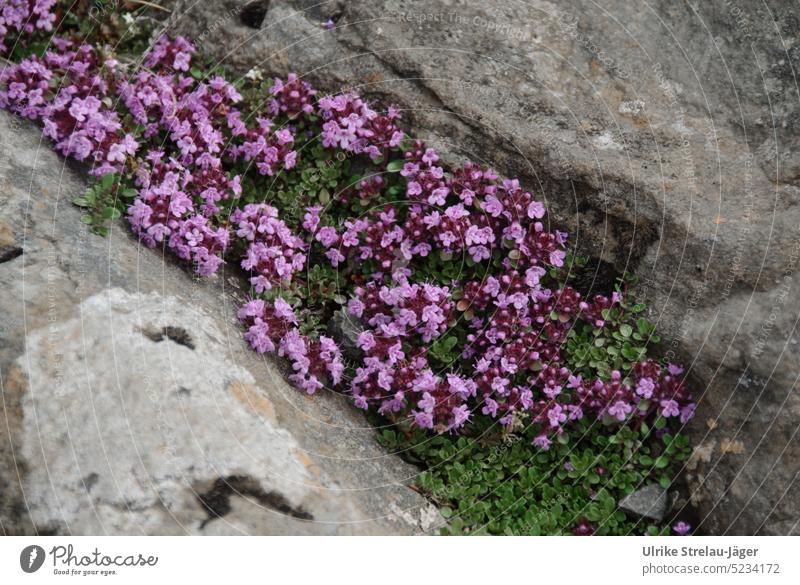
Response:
[1,3,696,535]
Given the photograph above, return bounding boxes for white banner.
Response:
[0,536,797,583]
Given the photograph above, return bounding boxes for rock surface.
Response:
[163,0,800,534]
[329,307,366,361]
[619,484,668,522]
[0,110,440,535]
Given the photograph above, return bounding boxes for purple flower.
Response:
[533,434,552,450]
[660,399,680,418]
[0,19,699,455]
[547,404,567,428]
[316,226,339,247]
[636,377,655,399]
[608,400,632,421]
[482,397,499,417]
[303,206,322,233]
[357,331,376,351]
[527,200,545,219]
[483,194,504,217]
[549,249,566,267]
[450,404,471,430]
[325,248,345,266]
[672,521,691,536]
[680,403,696,424]
[668,363,684,376]
[414,411,434,429]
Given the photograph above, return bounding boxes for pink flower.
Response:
[325,248,345,266]
[316,226,339,247]
[608,400,632,421]
[547,404,567,427]
[527,200,545,219]
[303,206,322,232]
[533,434,552,450]
[636,377,655,399]
[660,399,680,418]
[483,194,503,216]
[357,331,376,351]
[680,403,696,424]
[549,249,566,267]
[450,404,471,429]
[672,521,691,535]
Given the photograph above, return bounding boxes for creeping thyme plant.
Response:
[1,2,696,535]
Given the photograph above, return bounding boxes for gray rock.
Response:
[164,0,800,534]
[619,484,668,522]
[0,110,440,535]
[328,306,365,361]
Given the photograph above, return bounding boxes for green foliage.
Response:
[379,416,691,535]
[50,6,692,535]
[252,143,351,223]
[566,281,660,380]
[376,275,691,535]
[59,3,156,57]
[72,173,134,236]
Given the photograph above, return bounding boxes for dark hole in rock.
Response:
[0,246,23,264]
[197,475,313,528]
[81,472,99,494]
[571,257,621,299]
[240,1,269,29]
[163,326,195,349]
[141,326,196,350]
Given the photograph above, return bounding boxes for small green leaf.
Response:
[386,159,404,172]
[100,173,116,190]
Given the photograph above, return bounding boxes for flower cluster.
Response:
[318,92,403,160]
[526,360,694,450]
[0,11,695,451]
[230,118,297,176]
[232,203,306,292]
[127,157,194,247]
[268,72,316,118]
[0,0,56,54]
[167,214,229,276]
[0,53,52,119]
[127,155,234,275]
[237,297,343,393]
[238,297,298,354]
[344,280,484,431]
[310,134,697,443]
[1,40,139,176]
[280,330,344,394]
[143,34,195,72]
